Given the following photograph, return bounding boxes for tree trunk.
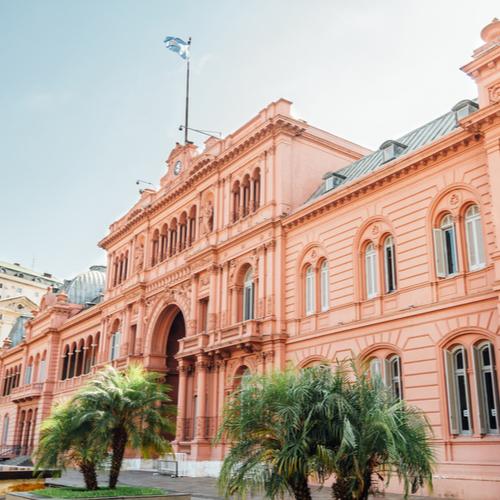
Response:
[358,468,372,500]
[331,475,352,500]
[290,475,312,500]
[79,460,98,491]
[108,426,128,489]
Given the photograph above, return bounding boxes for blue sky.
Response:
[1,0,497,280]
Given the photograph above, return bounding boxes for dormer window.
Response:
[452,100,479,122]
[323,172,347,192]
[380,140,407,164]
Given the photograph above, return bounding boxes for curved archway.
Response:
[150,304,187,406]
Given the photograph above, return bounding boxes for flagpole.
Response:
[184,37,191,144]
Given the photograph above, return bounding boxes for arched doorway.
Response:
[165,309,185,406]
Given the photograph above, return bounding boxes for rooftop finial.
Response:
[480,17,500,43]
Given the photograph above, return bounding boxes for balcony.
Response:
[10,383,43,403]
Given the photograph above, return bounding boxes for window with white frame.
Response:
[243,268,254,321]
[110,331,121,361]
[383,236,397,293]
[305,265,315,316]
[444,346,472,434]
[387,355,403,399]
[365,243,378,299]
[320,261,329,312]
[434,214,458,278]
[473,342,499,434]
[465,205,485,271]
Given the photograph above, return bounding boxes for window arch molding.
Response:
[297,355,331,370]
[439,328,499,436]
[427,184,485,279]
[353,217,396,301]
[296,243,328,317]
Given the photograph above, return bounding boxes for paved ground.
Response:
[47,469,440,499]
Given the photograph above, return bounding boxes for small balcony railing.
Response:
[10,383,43,403]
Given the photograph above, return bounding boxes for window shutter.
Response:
[444,350,459,434]
[433,229,446,278]
[472,345,488,434]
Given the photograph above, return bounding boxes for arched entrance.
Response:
[165,309,185,406]
[150,304,187,405]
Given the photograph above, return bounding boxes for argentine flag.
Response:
[164,36,190,60]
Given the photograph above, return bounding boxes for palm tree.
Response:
[34,400,107,490]
[330,365,435,500]
[216,366,348,500]
[78,364,175,489]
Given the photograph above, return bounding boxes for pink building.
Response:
[1,19,500,499]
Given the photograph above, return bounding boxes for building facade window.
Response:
[388,355,403,399]
[305,265,315,316]
[444,346,472,434]
[24,364,32,385]
[243,268,254,321]
[365,242,378,299]
[383,236,397,293]
[465,205,485,271]
[1,415,9,446]
[39,358,46,383]
[320,260,329,312]
[473,342,499,434]
[110,331,121,361]
[369,358,382,379]
[434,214,458,277]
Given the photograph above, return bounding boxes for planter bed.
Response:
[6,486,191,500]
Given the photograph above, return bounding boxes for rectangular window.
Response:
[305,270,315,316]
[384,243,397,293]
[110,332,121,361]
[365,252,378,299]
[243,285,254,321]
[466,216,485,270]
[320,264,329,312]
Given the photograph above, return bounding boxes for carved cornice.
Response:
[99,117,305,249]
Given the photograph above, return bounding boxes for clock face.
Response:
[174,160,182,175]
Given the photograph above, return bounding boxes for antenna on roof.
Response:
[178,125,222,138]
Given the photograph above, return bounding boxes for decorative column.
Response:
[195,354,208,440]
[175,359,189,443]
[188,273,199,336]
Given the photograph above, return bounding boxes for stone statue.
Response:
[203,200,214,234]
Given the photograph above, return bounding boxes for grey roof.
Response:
[307,101,476,203]
[0,260,61,287]
[9,315,32,347]
[65,265,106,306]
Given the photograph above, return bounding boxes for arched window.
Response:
[320,260,329,312]
[110,322,121,361]
[434,214,458,277]
[383,236,397,293]
[1,414,9,446]
[444,346,472,434]
[387,355,403,399]
[473,342,499,434]
[151,229,160,266]
[465,205,485,271]
[39,353,47,382]
[169,219,178,256]
[24,359,33,385]
[243,268,254,321]
[179,212,188,251]
[160,224,169,261]
[68,343,77,379]
[365,242,378,299]
[252,168,261,211]
[369,358,382,379]
[242,175,251,217]
[232,181,241,222]
[61,345,69,380]
[305,265,315,316]
[188,205,197,246]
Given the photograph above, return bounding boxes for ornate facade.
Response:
[1,19,500,499]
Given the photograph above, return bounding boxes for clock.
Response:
[174,160,182,175]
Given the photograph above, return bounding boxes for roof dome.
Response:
[66,265,106,305]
